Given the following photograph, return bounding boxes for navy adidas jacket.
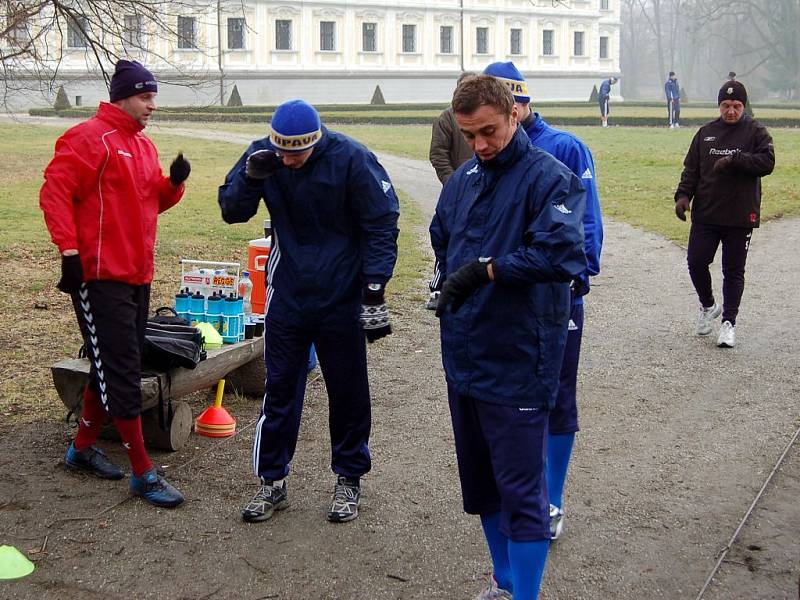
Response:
[430,126,587,409]
[664,78,680,101]
[218,127,399,324]
[524,113,603,302]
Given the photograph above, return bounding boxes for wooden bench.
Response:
[51,337,265,451]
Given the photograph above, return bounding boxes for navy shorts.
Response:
[599,98,610,117]
[549,302,583,435]
[447,386,550,541]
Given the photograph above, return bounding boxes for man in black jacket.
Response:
[674,80,775,348]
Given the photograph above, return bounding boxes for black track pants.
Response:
[71,281,150,419]
[686,223,752,325]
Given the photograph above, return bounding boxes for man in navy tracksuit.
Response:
[598,76,618,127]
[218,100,399,524]
[665,71,681,128]
[484,61,604,542]
[431,75,586,600]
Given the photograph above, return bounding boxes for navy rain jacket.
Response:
[430,126,587,409]
[219,127,400,324]
[524,113,603,302]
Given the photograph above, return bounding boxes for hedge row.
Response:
[29,107,800,128]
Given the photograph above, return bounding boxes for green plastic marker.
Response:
[0,545,35,579]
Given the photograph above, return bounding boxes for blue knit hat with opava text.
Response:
[483,61,530,103]
[268,100,322,153]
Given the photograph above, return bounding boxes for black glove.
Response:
[246,149,283,179]
[169,153,191,186]
[57,254,84,294]
[713,155,734,174]
[675,196,691,221]
[570,273,590,299]
[436,260,492,317]
[360,284,392,343]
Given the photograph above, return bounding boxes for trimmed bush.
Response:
[371,85,386,105]
[589,85,598,103]
[227,84,243,107]
[53,86,71,110]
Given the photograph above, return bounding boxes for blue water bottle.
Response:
[175,288,191,322]
[206,292,223,332]
[236,294,245,341]
[222,293,239,344]
[189,291,205,326]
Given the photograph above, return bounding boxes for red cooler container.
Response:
[248,237,271,314]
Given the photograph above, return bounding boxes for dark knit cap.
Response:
[718,80,747,105]
[109,60,157,102]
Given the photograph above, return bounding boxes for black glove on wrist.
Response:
[570,273,590,299]
[436,260,492,317]
[675,196,690,221]
[57,254,84,294]
[246,149,283,179]
[360,283,392,343]
[712,155,734,174]
[169,153,191,186]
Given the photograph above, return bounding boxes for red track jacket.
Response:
[40,102,183,285]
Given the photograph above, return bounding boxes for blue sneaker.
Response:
[65,443,124,480]
[130,469,184,508]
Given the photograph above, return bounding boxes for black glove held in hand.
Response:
[436,260,491,317]
[57,254,84,294]
[246,150,283,179]
[675,196,690,221]
[360,283,392,343]
[713,155,734,174]
[570,273,590,299]
[169,153,191,186]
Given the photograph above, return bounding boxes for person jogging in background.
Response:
[674,80,774,348]
[431,75,586,600]
[39,60,190,508]
[665,71,681,128]
[598,76,618,127]
[219,99,399,525]
[484,60,604,542]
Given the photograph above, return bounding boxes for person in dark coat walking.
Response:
[674,80,774,348]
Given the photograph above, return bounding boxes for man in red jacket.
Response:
[40,60,191,508]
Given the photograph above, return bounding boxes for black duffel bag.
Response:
[142,321,206,370]
[149,306,191,327]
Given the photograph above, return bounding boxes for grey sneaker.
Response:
[717,320,736,348]
[475,576,513,600]
[550,504,565,540]
[327,476,360,523]
[696,302,722,336]
[242,479,289,523]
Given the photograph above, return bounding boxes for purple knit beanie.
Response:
[109,60,157,102]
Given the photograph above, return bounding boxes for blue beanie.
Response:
[109,60,157,102]
[483,61,530,103]
[268,100,322,153]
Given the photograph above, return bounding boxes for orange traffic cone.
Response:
[195,380,236,438]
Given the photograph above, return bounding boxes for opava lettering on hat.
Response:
[483,61,531,103]
[269,99,323,153]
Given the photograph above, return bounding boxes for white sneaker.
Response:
[717,321,736,348]
[549,504,564,540]
[695,303,722,336]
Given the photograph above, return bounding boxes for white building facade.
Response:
[6,0,622,107]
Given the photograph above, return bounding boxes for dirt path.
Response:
[1,118,798,599]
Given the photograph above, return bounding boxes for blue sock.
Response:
[508,539,550,600]
[480,512,512,592]
[546,432,575,509]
